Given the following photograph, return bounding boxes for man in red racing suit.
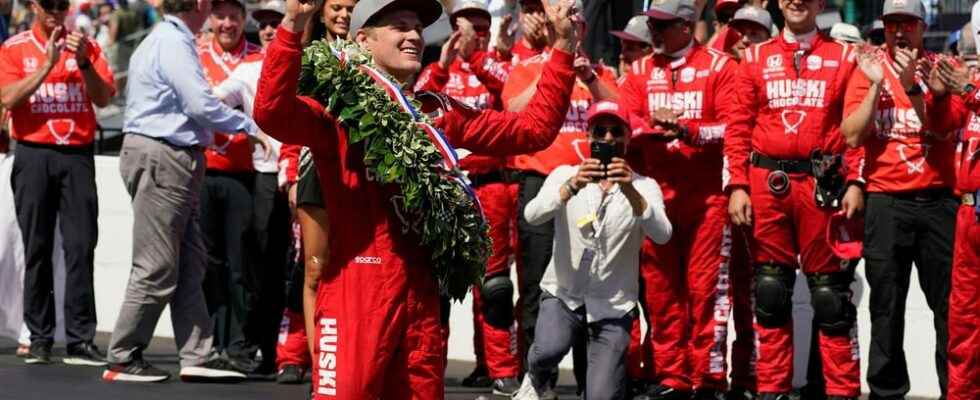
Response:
[723,1,865,398]
[619,2,741,398]
[252,0,579,398]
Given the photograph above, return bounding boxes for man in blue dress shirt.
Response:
[101,0,267,384]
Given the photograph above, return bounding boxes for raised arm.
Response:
[445,48,575,155]
[253,25,333,149]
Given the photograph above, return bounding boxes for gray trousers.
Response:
[527,294,633,400]
[106,134,213,367]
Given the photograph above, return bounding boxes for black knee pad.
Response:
[807,270,857,336]
[753,264,796,327]
[480,275,514,329]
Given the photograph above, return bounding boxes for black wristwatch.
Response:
[905,83,923,96]
[78,59,92,71]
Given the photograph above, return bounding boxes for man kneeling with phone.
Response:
[515,101,673,400]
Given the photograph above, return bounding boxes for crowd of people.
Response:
[1,0,979,399]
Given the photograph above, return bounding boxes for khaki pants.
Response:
[106,134,212,367]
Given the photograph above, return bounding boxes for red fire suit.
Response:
[253,27,575,400]
[946,85,980,400]
[619,43,740,392]
[723,32,862,397]
[413,53,521,380]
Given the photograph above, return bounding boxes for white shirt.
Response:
[214,59,282,173]
[524,165,672,322]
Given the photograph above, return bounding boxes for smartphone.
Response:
[590,141,615,180]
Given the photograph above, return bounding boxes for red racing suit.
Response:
[619,43,740,392]
[253,26,575,400]
[723,32,862,397]
[945,84,980,400]
[413,53,521,379]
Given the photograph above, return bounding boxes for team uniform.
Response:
[0,26,114,350]
[414,51,521,381]
[197,37,263,358]
[944,84,980,400]
[619,42,739,392]
[843,51,961,399]
[724,31,862,397]
[253,27,575,399]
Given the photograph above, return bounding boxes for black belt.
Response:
[883,188,955,202]
[469,170,517,187]
[14,139,94,154]
[751,153,812,175]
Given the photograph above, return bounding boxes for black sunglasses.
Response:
[259,20,280,30]
[590,125,627,138]
[36,0,70,12]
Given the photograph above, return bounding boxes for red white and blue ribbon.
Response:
[332,47,483,216]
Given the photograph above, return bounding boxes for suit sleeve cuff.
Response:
[548,47,575,67]
[275,26,304,51]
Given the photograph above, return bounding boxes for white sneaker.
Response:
[512,375,542,400]
[179,356,246,383]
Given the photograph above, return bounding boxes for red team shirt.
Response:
[0,25,115,147]
[843,51,960,193]
[502,50,617,175]
[199,38,262,173]
[620,43,738,200]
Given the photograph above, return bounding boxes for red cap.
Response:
[586,101,629,126]
[827,211,864,260]
[715,0,742,13]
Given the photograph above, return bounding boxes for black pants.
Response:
[11,142,98,347]
[864,192,957,400]
[517,173,587,391]
[242,172,290,366]
[200,171,255,357]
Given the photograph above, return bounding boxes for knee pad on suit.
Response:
[481,274,514,329]
[753,264,796,327]
[807,270,857,336]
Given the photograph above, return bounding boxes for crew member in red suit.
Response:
[413,1,521,395]
[253,0,579,397]
[0,0,115,365]
[933,17,980,396]
[841,2,967,398]
[619,1,739,399]
[724,0,866,398]
[197,0,265,368]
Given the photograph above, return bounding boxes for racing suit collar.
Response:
[781,28,818,50]
[666,40,695,60]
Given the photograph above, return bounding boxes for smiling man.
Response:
[253,0,579,398]
[723,0,865,398]
[840,1,963,399]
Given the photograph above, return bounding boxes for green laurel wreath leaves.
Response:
[297,39,491,300]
